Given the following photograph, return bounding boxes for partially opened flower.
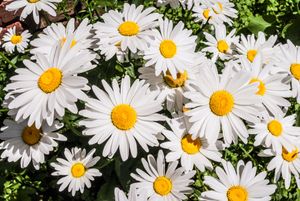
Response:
[5,0,62,24]
[131,150,195,200]
[139,53,207,113]
[0,119,66,170]
[201,160,276,200]
[51,147,102,196]
[79,75,165,161]
[2,26,31,53]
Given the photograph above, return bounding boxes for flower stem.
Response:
[0,52,17,68]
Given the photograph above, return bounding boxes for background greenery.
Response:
[0,0,300,200]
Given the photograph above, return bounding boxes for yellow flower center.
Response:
[203,9,210,19]
[181,134,201,154]
[71,163,86,178]
[10,35,22,45]
[22,125,41,145]
[247,50,257,62]
[153,176,173,196]
[164,70,188,88]
[282,147,298,162]
[159,40,177,58]
[267,120,283,137]
[213,2,223,14]
[209,90,234,116]
[118,21,139,36]
[290,64,300,80]
[227,186,248,201]
[249,78,266,96]
[60,37,77,48]
[27,0,39,3]
[111,104,137,130]
[38,68,63,94]
[217,40,229,53]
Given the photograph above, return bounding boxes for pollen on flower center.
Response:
[159,40,177,58]
[118,21,139,36]
[111,104,137,130]
[181,134,201,154]
[217,40,229,53]
[164,70,188,88]
[267,120,283,137]
[209,90,234,116]
[153,176,173,196]
[203,9,210,19]
[27,0,39,3]
[22,125,41,145]
[10,35,22,45]
[290,63,300,80]
[282,147,298,162]
[38,68,63,93]
[71,163,86,178]
[249,78,266,96]
[247,50,257,62]
[60,37,77,48]
[227,186,248,201]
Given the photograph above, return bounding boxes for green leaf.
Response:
[283,16,300,45]
[247,15,272,34]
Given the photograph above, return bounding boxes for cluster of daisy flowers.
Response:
[0,0,300,200]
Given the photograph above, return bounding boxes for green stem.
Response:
[0,52,17,68]
[239,144,256,165]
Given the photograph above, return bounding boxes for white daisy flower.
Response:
[79,75,165,161]
[5,0,62,24]
[259,147,300,189]
[193,0,238,26]
[201,160,277,200]
[114,185,147,201]
[4,39,95,128]
[31,18,94,57]
[239,57,291,115]
[203,24,238,61]
[2,27,31,53]
[184,65,263,145]
[51,147,102,196]
[94,3,161,55]
[143,18,197,79]
[161,116,222,171]
[234,32,277,64]
[131,150,196,200]
[138,53,207,113]
[0,119,66,170]
[249,111,300,153]
[274,40,300,103]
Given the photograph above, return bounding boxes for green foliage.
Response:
[0,0,300,200]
